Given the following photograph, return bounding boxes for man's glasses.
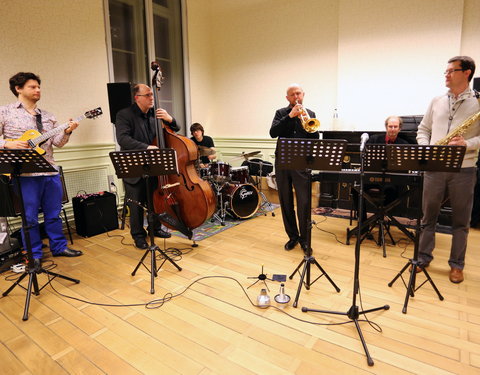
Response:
[444,69,464,75]
[136,93,154,97]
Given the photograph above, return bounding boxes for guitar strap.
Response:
[35,113,43,133]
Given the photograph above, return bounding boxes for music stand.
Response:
[276,138,344,307]
[0,149,80,321]
[109,148,182,294]
[387,144,465,313]
[347,144,419,256]
[301,140,390,367]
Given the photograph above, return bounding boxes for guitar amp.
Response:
[72,192,119,237]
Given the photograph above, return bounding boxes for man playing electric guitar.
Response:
[0,72,83,271]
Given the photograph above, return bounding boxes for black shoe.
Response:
[154,228,171,238]
[284,239,298,251]
[134,238,149,249]
[53,247,83,257]
[300,242,310,254]
[33,258,42,272]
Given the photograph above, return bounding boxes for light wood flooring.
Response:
[1,208,480,374]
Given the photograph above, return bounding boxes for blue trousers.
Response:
[18,175,67,259]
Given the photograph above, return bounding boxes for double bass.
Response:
[150,62,215,238]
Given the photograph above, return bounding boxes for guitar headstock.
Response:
[85,107,103,119]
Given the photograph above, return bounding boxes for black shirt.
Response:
[191,135,215,164]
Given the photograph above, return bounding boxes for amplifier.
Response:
[72,192,118,237]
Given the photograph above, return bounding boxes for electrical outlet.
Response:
[107,175,116,192]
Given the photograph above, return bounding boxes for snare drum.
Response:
[210,162,231,182]
[230,166,249,184]
[221,183,260,219]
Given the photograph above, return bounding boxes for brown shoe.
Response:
[409,263,428,273]
[449,268,464,283]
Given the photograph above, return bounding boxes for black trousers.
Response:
[124,177,161,240]
[275,168,310,243]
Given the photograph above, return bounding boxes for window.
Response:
[107,0,186,131]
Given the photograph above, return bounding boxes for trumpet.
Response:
[296,100,320,133]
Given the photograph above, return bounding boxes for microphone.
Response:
[360,133,369,152]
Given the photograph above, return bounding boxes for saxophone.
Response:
[435,110,480,145]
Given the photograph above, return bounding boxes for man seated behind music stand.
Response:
[353,116,415,229]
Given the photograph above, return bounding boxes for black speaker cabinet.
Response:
[107,82,132,123]
[473,77,479,92]
[73,192,118,237]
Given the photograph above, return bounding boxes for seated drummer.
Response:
[190,122,216,168]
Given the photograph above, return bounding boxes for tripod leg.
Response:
[402,264,418,314]
[379,221,387,258]
[387,261,410,287]
[2,272,29,296]
[292,259,308,308]
[422,268,444,301]
[157,248,182,272]
[353,318,374,366]
[312,258,341,292]
[22,273,38,321]
[42,270,80,284]
[132,249,150,276]
[289,258,305,280]
[150,248,156,294]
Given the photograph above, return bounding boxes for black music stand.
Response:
[109,148,182,294]
[347,144,418,256]
[276,138,344,307]
[301,140,390,367]
[0,149,80,321]
[387,144,465,313]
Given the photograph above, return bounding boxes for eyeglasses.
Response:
[136,93,154,97]
[444,69,464,75]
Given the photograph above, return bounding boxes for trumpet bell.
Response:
[304,118,320,133]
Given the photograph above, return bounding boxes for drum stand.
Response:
[250,162,275,217]
[210,180,228,226]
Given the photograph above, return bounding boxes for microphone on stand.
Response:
[360,133,369,152]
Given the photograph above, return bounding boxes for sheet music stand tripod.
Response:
[109,148,182,294]
[347,144,417,257]
[301,140,390,366]
[0,149,80,321]
[387,144,465,313]
[276,138,344,308]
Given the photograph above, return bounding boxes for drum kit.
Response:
[197,149,274,225]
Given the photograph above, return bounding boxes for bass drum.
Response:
[221,183,260,219]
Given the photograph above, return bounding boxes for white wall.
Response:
[0,0,113,145]
[186,0,479,136]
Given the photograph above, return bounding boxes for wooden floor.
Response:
[1,209,480,375]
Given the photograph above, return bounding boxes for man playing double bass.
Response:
[115,83,179,249]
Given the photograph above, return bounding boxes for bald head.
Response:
[286,84,304,106]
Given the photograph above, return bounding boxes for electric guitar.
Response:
[6,107,102,155]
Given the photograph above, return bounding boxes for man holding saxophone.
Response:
[270,84,319,252]
[416,56,480,283]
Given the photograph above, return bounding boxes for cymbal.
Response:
[230,150,261,160]
[197,145,216,156]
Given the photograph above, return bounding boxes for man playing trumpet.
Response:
[270,84,319,252]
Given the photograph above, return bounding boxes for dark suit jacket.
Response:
[115,103,180,184]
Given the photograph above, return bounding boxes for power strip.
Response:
[11,263,25,273]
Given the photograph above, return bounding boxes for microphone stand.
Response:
[302,141,390,367]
